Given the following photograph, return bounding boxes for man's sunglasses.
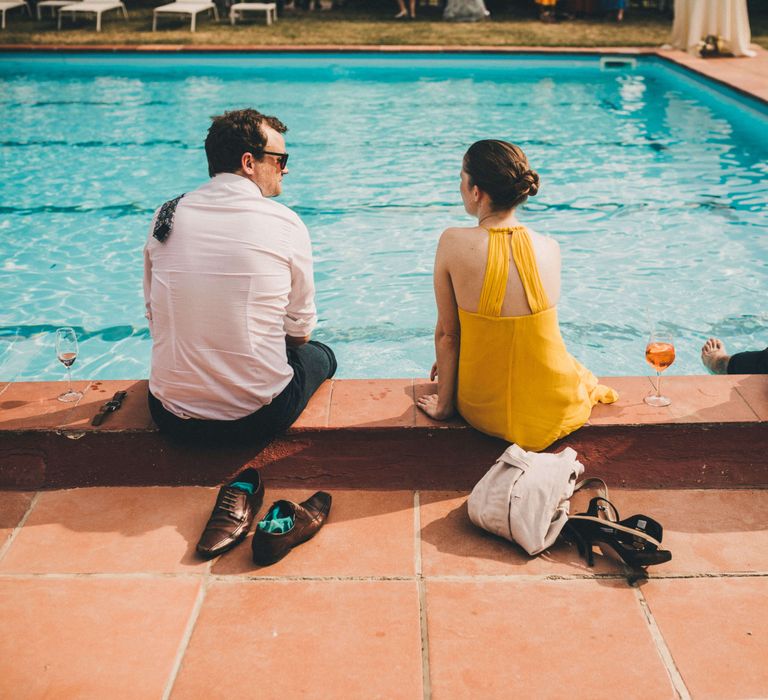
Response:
[261,150,289,170]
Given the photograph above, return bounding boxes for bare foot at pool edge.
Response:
[701,337,730,374]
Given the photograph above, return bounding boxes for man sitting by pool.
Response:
[143,107,336,443]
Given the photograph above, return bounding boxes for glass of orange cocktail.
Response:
[644,331,675,407]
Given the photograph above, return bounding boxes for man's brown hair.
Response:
[204,108,287,177]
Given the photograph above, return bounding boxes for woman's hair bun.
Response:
[463,140,540,211]
[518,169,539,198]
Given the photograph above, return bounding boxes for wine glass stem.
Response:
[66,366,72,393]
[656,371,662,398]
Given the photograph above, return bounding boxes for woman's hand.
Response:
[416,393,455,421]
[430,362,438,382]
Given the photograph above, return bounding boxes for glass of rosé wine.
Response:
[643,331,675,407]
[55,327,83,403]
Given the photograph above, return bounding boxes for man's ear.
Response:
[240,152,257,175]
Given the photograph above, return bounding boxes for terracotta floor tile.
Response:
[58,379,155,431]
[609,489,768,574]
[0,487,214,573]
[734,374,768,421]
[0,381,90,430]
[172,580,422,699]
[427,579,674,699]
[588,375,671,425]
[413,380,467,429]
[213,489,414,577]
[290,379,333,430]
[419,491,624,577]
[662,375,759,423]
[0,491,35,553]
[329,378,415,428]
[0,576,200,700]
[643,578,768,699]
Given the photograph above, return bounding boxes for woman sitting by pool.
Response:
[416,140,618,451]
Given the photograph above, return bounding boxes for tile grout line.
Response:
[324,379,334,428]
[3,570,768,582]
[413,490,422,576]
[160,558,212,700]
[325,379,335,427]
[0,492,40,565]
[414,490,432,700]
[632,586,691,700]
[0,571,209,580]
[734,386,763,421]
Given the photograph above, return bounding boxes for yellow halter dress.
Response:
[456,226,618,452]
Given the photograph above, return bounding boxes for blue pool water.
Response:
[0,53,766,381]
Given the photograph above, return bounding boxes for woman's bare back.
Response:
[441,225,561,316]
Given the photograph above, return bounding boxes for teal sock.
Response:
[229,481,254,494]
[258,504,294,534]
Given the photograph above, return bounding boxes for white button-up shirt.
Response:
[143,173,317,420]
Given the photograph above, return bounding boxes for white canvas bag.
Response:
[467,443,585,556]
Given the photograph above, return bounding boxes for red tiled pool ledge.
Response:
[0,375,765,490]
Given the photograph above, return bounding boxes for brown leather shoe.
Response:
[251,491,332,566]
[196,468,264,559]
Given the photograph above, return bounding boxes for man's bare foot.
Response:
[701,337,730,374]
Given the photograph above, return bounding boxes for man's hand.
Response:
[286,335,310,347]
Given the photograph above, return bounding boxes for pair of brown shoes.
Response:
[196,468,331,566]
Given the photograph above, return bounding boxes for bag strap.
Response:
[574,477,608,499]
[573,478,619,522]
[152,193,185,243]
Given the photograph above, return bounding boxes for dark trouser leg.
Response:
[147,340,336,444]
[280,340,337,428]
[727,347,768,374]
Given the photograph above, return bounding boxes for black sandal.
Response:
[564,481,672,573]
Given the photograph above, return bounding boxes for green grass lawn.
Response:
[1,3,766,47]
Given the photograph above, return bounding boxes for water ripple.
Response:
[0,139,197,148]
[0,324,149,342]
[0,203,155,216]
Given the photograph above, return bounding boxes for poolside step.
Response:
[0,376,766,490]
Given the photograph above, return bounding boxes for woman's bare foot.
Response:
[701,337,730,374]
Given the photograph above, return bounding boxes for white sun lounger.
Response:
[37,0,82,19]
[229,2,277,25]
[58,0,127,31]
[1,0,31,29]
[153,0,219,32]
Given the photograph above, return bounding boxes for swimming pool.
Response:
[1,53,766,381]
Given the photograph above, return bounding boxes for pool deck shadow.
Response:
[0,374,766,490]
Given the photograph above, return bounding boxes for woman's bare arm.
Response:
[417,230,461,420]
